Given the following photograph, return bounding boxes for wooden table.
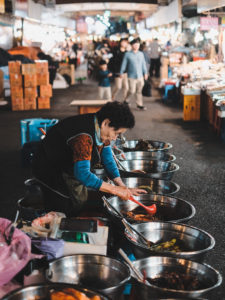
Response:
[70,100,111,114]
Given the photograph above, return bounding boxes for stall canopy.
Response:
[56,0,158,4]
[197,0,225,13]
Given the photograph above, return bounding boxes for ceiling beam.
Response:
[56,2,157,13]
[56,0,158,4]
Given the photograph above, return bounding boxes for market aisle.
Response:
[0,78,224,298]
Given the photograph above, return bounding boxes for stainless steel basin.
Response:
[118,151,176,162]
[106,194,195,224]
[132,256,222,299]
[2,283,109,300]
[121,177,180,195]
[119,160,179,180]
[46,254,130,300]
[125,222,215,262]
[122,140,173,152]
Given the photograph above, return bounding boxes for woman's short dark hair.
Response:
[96,101,135,130]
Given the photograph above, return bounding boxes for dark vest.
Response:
[32,113,100,193]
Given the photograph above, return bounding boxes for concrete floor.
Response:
[0,78,224,299]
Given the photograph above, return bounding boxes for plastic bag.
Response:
[0,218,41,286]
[31,212,65,237]
[31,238,64,260]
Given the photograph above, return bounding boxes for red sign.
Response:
[200,17,218,31]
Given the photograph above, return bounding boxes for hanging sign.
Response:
[0,0,5,13]
[200,17,218,31]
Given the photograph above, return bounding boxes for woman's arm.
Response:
[101,145,120,179]
[100,181,147,201]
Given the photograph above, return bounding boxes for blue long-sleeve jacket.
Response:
[120,51,147,79]
[73,145,120,190]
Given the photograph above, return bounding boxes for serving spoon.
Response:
[118,248,150,285]
[102,196,152,247]
[129,196,157,215]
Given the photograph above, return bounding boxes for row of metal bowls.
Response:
[110,140,222,298]
[45,254,222,300]
[6,140,221,299]
[5,253,220,300]
[4,253,221,300]
[115,140,179,180]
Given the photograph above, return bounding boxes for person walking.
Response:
[120,38,148,111]
[109,38,129,101]
[98,59,112,100]
[149,38,161,78]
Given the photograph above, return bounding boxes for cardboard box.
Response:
[37,72,49,85]
[22,64,37,75]
[35,60,48,73]
[24,74,37,87]
[24,97,37,110]
[38,97,50,109]
[11,97,24,111]
[11,86,23,99]
[24,87,37,98]
[10,73,22,87]
[40,84,52,97]
[8,61,21,74]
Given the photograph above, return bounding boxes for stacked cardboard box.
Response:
[9,60,52,111]
[8,61,24,111]
[36,60,51,109]
[22,64,37,110]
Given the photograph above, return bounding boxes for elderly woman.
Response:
[32,101,146,215]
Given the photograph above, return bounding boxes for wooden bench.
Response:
[70,100,111,114]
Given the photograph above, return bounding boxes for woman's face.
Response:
[100,119,127,144]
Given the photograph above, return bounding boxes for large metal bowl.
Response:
[131,256,222,299]
[46,254,130,300]
[106,194,195,224]
[125,222,215,262]
[2,283,109,300]
[119,160,179,180]
[121,140,173,152]
[121,177,180,195]
[118,151,176,162]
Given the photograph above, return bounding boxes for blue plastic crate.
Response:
[20,118,58,146]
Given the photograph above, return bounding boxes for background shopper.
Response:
[98,59,112,100]
[120,38,148,110]
[149,38,161,78]
[109,38,129,101]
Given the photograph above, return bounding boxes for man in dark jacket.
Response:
[109,38,129,101]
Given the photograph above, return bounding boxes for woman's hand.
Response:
[129,187,147,196]
[100,181,147,201]
[114,186,134,201]
[114,186,147,200]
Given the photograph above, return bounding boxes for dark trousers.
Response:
[150,58,160,78]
